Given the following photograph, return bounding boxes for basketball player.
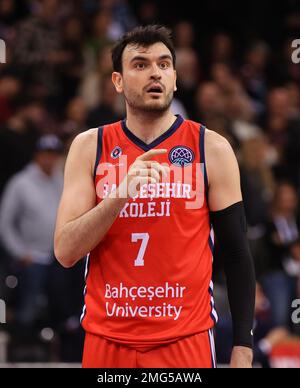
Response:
[54,25,255,368]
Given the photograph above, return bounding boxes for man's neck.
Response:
[125,109,177,145]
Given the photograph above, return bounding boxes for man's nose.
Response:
[150,64,162,79]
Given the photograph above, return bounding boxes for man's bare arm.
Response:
[206,130,255,368]
[205,129,242,211]
[54,132,169,268]
[54,130,128,268]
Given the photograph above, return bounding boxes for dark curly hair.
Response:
[111,25,176,73]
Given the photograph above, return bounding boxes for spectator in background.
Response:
[260,87,300,187]
[13,0,71,110]
[210,33,234,64]
[261,182,300,327]
[100,0,137,34]
[86,72,123,127]
[194,82,225,122]
[61,97,88,147]
[173,20,196,50]
[0,74,21,124]
[239,136,275,277]
[215,282,289,367]
[0,0,28,40]
[202,32,235,78]
[240,41,270,116]
[59,15,85,108]
[0,135,63,333]
[285,81,300,120]
[137,1,158,26]
[172,21,197,118]
[175,47,201,117]
[83,8,116,73]
[79,44,114,110]
[0,99,48,194]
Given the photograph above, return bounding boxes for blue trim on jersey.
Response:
[121,114,184,152]
[210,301,218,324]
[208,329,217,368]
[93,126,103,180]
[208,234,214,254]
[199,124,209,201]
[209,277,218,324]
[80,254,90,324]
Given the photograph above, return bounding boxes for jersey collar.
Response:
[121,114,184,152]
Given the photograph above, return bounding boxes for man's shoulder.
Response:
[70,128,99,154]
[73,128,99,144]
[68,128,103,175]
[205,128,233,159]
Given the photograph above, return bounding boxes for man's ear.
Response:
[112,72,123,93]
[174,70,177,92]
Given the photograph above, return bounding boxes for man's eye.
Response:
[135,63,146,69]
[160,62,170,69]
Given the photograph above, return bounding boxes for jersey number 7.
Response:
[132,233,149,267]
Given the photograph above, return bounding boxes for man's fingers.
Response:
[152,163,170,178]
[131,165,169,180]
[137,149,167,161]
[136,168,160,181]
[137,161,170,177]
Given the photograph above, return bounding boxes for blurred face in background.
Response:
[174,21,195,48]
[267,88,290,118]
[112,42,177,113]
[35,150,61,176]
[0,0,15,17]
[211,33,233,62]
[38,0,59,22]
[241,137,268,170]
[273,183,298,216]
[0,76,21,99]
[66,97,87,124]
[97,45,113,73]
[176,48,200,87]
[195,82,225,116]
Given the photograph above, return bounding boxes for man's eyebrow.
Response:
[130,54,173,63]
[130,55,148,63]
[158,54,173,61]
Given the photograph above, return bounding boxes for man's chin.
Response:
[141,100,171,112]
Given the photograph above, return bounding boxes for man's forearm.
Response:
[210,201,256,348]
[55,192,128,267]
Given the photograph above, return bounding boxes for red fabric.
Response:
[82,331,214,368]
[82,118,216,349]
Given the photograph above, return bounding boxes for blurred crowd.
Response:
[0,0,300,366]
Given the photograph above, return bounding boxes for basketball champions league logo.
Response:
[169,146,195,167]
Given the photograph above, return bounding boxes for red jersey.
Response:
[81,115,218,351]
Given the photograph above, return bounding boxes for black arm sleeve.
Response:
[210,201,256,349]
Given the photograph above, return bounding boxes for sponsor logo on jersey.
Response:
[111,146,122,159]
[169,146,194,167]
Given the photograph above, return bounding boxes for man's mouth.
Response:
[146,84,163,94]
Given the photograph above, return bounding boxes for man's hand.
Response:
[230,346,253,368]
[118,149,170,199]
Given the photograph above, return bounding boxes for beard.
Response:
[124,89,174,113]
